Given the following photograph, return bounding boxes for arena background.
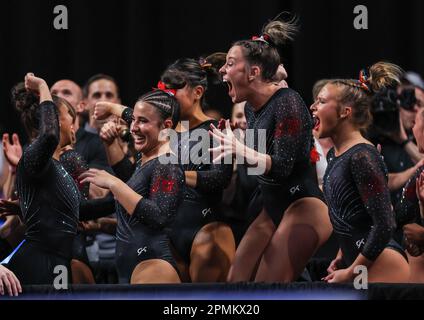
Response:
[0,0,423,142]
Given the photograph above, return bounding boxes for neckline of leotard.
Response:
[331,142,375,159]
[252,87,287,115]
[177,119,216,132]
[139,152,176,168]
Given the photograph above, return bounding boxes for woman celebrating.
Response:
[6,73,80,284]
[94,59,236,282]
[311,62,410,283]
[212,17,332,282]
[80,90,184,284]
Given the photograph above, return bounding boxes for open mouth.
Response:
[313,115,320,131]
[223,79,234,97]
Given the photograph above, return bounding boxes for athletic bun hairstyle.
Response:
[261,14,299,47]
[233,13,299,81]
[368,61,404,92]
[328,61,404,130]
[11,82,40,138]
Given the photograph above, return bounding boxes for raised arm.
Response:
[20,74,59,178]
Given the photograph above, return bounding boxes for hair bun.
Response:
[368,62,404,92]
[11,82,38,114]
[262,13,299,47]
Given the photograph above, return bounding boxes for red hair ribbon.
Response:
[154,81,177,96]
[251,34,270,44]
[358,69,371,92]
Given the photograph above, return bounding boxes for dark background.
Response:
[1,0,423,140]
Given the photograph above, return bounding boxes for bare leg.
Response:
[71,259,95,284]
[368,249,410,283]
[227,210,275,282]
[130,259,181,284]
[255,198,332,282]
[406,252,424,283]
[190,222,236,282]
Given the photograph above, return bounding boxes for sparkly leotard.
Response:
[245,88,324,226]
[323,143,405,266]
[60,149,91,266]
[7,101,81,284]
[120,108,232,263]
[80,154,185,283]
[396,166,424,227]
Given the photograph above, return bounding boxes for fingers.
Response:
[322,272,334,282]
[78,168,99,180]
[94,102,110,120]
[79,177,94,185]
[225,119,233,132]
[0,273,12,296]
[12,134,21,146]
[6,272,19,296]
[100,122,119,143]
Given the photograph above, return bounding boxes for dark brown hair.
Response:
[233,15,298,81]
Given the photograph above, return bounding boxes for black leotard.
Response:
[60,149,89,199]
[166,120,232,263]
[120,108,232,263]
[396,166,424,227]
[323,143,405,266]
[80,154,184,283]
[245,88,324,226]
[7,101,81,285]
[60,149,91,266]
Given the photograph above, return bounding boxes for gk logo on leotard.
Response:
[290,185,300,195]
[355,238,365,249]
[137,247,147,256]
[53,265,68,290]
[202,208,211,217]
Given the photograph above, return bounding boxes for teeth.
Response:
[223,79,228,82]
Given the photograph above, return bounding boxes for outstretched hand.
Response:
[209,119,241,164]
[79,168,118,190]
[2,133,22,167]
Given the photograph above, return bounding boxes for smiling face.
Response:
[310,84,343,139]
[130,101,167,154]
[219,45,252,103]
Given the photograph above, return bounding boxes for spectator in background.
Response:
[51,80,86,132]
[79,74,122,284]
[368,69,424,206]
